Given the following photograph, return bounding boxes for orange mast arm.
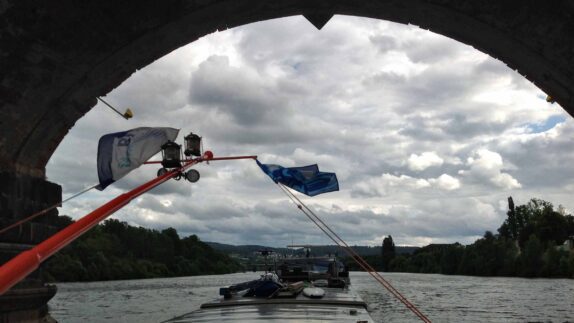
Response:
[0,153,257,295]
[0,158,201,295]
[143,155,257,164]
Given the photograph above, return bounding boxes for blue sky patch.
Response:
[526,115,567,133]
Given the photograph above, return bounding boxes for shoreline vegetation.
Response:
[42,197,574,282]
[42,218,241,282]
[347,197,574,278]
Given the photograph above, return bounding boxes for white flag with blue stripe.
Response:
[96,127,179,190]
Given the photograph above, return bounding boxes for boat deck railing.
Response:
[200,298,368,309]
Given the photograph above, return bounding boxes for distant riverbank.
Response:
[348,198,574,279]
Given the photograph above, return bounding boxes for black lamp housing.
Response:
[161,141,182,168]
[184,133,202,157]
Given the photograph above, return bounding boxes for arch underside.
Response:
[1,0,572,177]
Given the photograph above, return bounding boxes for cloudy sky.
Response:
[46,16,573,247]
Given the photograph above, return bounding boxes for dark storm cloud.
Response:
[363,70,407,86]
[189,55,292,126]
[401,34,467,64]
[398,111,510,142]
[441,113,509,138]
[369,34,398,53]
[381,66,483,109]
[397,115,448,142]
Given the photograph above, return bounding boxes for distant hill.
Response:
[205,242,293,256]
[205,242,418,258]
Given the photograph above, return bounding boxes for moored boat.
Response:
[164,256,374,322]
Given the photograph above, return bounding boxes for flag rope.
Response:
[275,182,431,323]
[0,184,99,236]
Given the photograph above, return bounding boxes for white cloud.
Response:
[490,173,521,190]
[407,151,444,171]
[467,149,503,170]
[352,173,430,198]
[429,174,461,191]
[460,149,521,189]
[352,172,463,198]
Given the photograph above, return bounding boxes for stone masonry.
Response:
[0,172,61,322]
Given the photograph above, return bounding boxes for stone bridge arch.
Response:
[1,1,574,320]
[1,0,573,177]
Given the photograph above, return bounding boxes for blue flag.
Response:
[256,160,339,196]
[97,127,179,190]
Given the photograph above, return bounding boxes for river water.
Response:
[48,272,574,322]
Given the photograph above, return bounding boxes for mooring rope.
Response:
[275,183,431,323]
[0,183,99,235]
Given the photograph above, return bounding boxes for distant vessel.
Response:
[164,254,374,322]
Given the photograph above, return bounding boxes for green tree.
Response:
[389,255,409,272]
[439,244,464,275]
[43,217,241,282]
[499,197,519,240]
[517,235,544,277]
[542,246,565,277]
[381,235,396,271]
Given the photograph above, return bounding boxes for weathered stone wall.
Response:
[0,171,61,262]
[0,173,60,224]
[0,0,573,178]
[0,172,60,322]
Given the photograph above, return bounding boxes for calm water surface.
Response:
[49,272,574,322]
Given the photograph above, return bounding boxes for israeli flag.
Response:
[256,160,339,196]
[96,127,179,190]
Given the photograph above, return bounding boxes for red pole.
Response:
[0,159,199,295]
[143,155,257,164]
[209,155,257,161]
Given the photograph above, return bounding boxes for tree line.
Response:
[346,197,574,278]
[41,218,242,282]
